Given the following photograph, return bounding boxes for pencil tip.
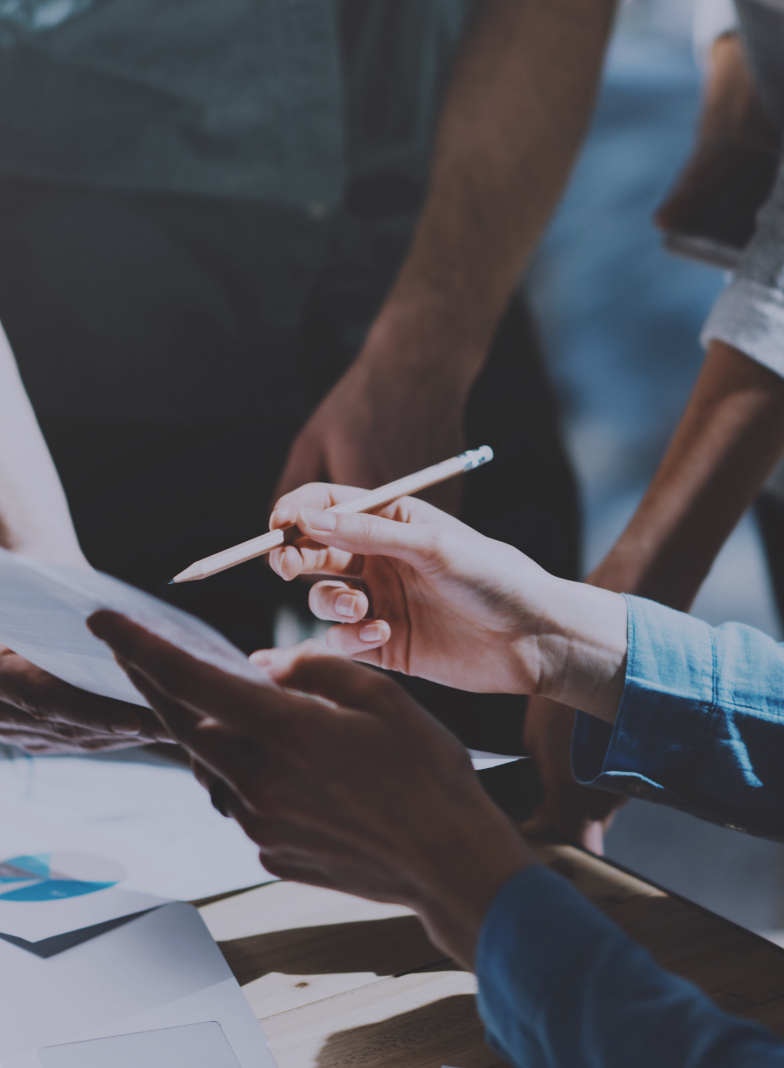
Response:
[167,580,176,585]
[170,566,201,583]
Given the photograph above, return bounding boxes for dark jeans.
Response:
[0,179,579,753]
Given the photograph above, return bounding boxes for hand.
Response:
[88,613,535,968]
[520,695,623,853]
[268,483,628,719]
[273,307,474,515]
[268,482,554,694]
[0,644,169,754]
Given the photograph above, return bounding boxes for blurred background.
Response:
[528,0,784,942]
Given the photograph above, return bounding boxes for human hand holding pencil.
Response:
[260,478,628,725]
[171,448,493,583]
[261,482,550,695]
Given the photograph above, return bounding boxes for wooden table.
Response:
[198,845,784,1068]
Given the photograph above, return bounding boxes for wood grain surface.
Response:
[198,844,784,1068]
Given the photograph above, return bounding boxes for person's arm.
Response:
[275,0,618,511]
[523,340,784,849]
[572,593,784,840]
[477,864,784,1068]
[523,28,784,849]
[592,19,784,609]
[90,615,784,1068]
[0,323,87,565]
[270,482,784,839]
[0,325,165,752]
[587,338,784,606]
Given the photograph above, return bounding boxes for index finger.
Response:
[87,611,336,744]
[270,482,367,529]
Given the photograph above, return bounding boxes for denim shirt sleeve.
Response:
[572,594,784,839]
[475,864,784,1068]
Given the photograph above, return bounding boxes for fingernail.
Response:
[359,623,383,643]
[300,507,337,532]
[335,593,358,617]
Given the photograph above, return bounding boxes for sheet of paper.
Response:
[39,1022,241,1068]
[0,747,274,942]
[0,549,272,707]
[0,882,167,944]
[0,902,276,1068]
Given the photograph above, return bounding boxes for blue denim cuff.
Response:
[571,595,716,805]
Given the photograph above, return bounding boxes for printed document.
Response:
[0,549,271,707]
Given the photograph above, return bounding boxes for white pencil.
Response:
[171,446,494,583]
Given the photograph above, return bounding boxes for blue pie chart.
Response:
[0,851,125,902]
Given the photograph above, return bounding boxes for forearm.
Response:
[0,326,86,565]
[360,0,618,381]
[589,339,784,608]
[477,865,784,1068]
[620,21,784,610]
[573,594,784,840]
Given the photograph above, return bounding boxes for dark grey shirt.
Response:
[0,0,474,210]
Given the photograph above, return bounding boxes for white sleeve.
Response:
[701,158,784,381]
[692,0,739,73]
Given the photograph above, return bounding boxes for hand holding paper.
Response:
[0,643,163,753]
[87,614,535,970]
[0,547,270,697]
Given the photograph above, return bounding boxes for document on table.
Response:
[0,901,277,1068]
[0,549,278,945]
[0,551,518,949]
[0,548,272,707]
[0,747,275,945]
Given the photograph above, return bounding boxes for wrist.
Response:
[408,801,537,967]
[358,291,496,390]
[528,580,628,725]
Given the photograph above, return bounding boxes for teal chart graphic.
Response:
[0,852,125,902]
